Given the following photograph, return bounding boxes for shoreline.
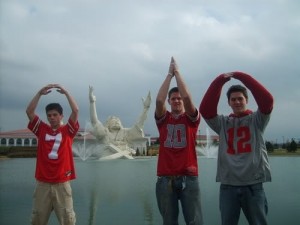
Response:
[1,146,299,159]
[1,153,300,159]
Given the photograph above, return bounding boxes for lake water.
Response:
[0,157,299,225]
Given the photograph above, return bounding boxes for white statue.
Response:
[89,86,151,159]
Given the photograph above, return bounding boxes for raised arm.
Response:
[232,72,274,114]
[89,86,107,139]
[89,86,100,126]
[155,58,174,118]
[172,57,197,117]
[135,91,151,129]
[199,74,231,119]
[55,84,79,123]
[127,91,152,140]
[26,84,54,122]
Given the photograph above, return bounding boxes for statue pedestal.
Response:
[99,144,134,160]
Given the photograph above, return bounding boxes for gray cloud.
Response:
[1,0,299,142]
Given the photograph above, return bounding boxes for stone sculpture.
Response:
[89,86,151,160]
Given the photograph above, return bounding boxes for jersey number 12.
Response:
[227,127,251,154]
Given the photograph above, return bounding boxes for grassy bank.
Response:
[268,149,300,156]
[0,146,37,158]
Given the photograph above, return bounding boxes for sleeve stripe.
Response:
[32,118,41,133]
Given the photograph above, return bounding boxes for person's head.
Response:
[105,116,123,131]
[226,85,248,115]
[168,87,184,114]
[45,103,63,129]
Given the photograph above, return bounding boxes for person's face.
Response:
[109,118,121,130]
[47,110,63,129]
[168,92,184,114]
[228,92,248,115]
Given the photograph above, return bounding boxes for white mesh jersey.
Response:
[205,110,271,186]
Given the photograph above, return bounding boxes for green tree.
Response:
[265,141,274,153]
[289,139,297,153]
[135,148,140,156]
[282,143,287,149]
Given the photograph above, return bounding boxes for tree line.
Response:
[266,138,299,153]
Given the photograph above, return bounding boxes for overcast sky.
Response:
[0,0,299,143]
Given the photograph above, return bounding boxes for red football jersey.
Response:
[28,115,79,183]
[156,111,200,176]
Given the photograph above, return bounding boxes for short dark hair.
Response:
[45,103,63,115]
[168,87,179,99]
[226,85,248,101]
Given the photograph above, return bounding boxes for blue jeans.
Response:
[219,183,268,225]
[156,176,203,225]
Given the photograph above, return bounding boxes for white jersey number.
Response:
[227,127,251,154]
[45,133,62,159]
[164,124,187,148]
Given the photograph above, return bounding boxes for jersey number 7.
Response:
[45,133,62,159]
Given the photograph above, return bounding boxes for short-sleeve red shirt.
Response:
[28,115,79,183]
[156,111,200,176]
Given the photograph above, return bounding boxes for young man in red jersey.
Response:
[200,72,274,225]
[26,84,79,225]
[155,57,203,225]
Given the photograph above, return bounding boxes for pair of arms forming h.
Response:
[26,84,79,124]
[199,72,274,119]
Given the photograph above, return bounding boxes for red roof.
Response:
[0,129,95,140]
[0,129,35,138]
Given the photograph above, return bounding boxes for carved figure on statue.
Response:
[89,86,151,160]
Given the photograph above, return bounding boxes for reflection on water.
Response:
[0,157,300,225]
[88,185,99,225]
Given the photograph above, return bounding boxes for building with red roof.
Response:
[0,129,218,147]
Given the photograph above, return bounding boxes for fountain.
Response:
[72,141,99,161]
[72,122,101,161]
[197,127,218,158]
